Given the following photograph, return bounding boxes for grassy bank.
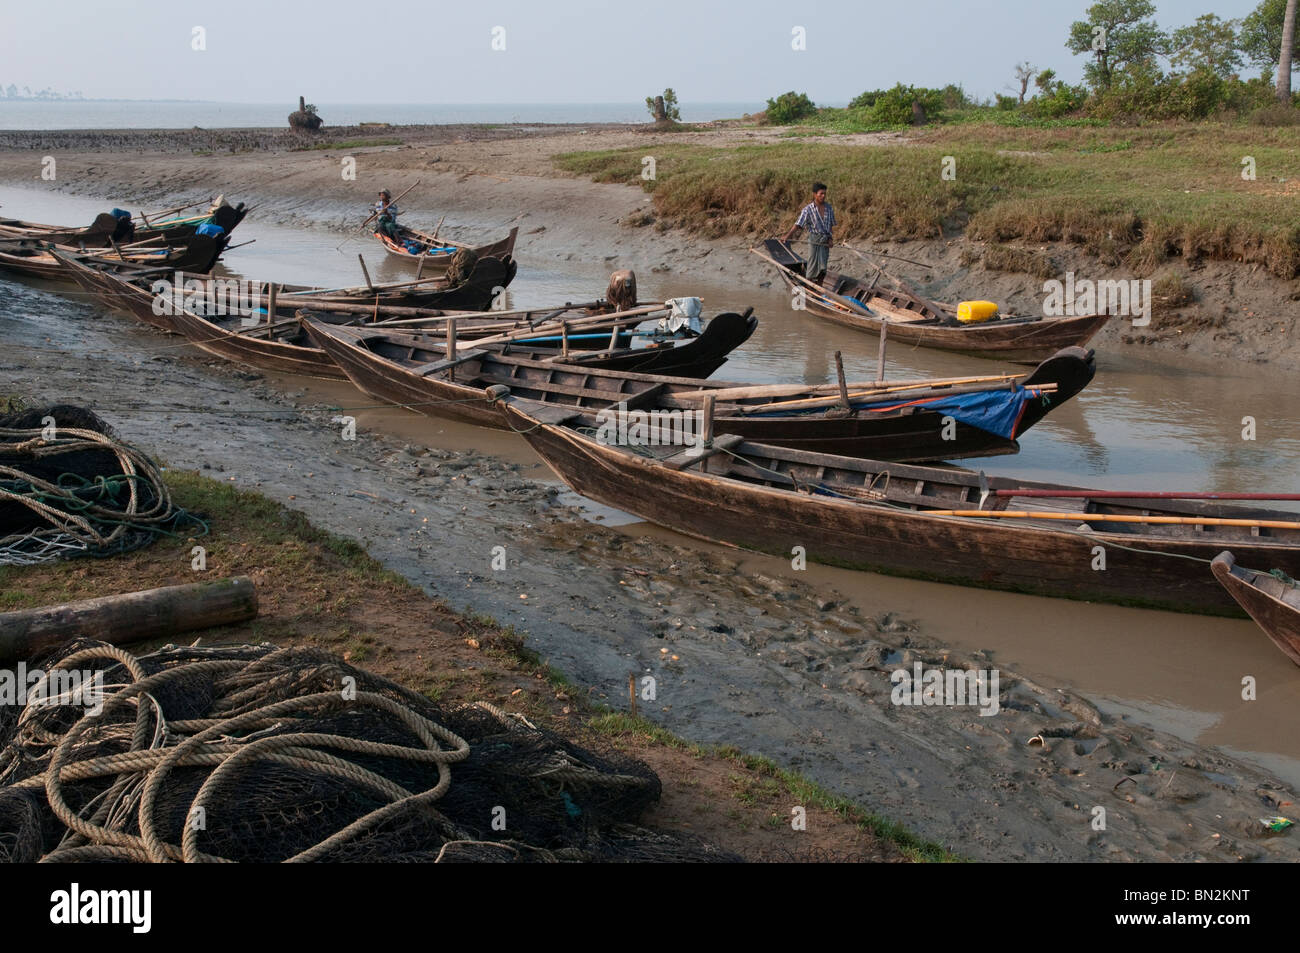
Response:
[0,468,955,862]
[555,121,1300,279]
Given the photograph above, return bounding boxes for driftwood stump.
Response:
[289,95,323,132]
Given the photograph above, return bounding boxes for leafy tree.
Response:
[1240,0,1300,72]
[1066,0,1168,89]
[764,91,816,124]
[1170,14,1243,78]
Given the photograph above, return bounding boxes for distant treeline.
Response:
[762,0,1300,127]
[0,86,84,101]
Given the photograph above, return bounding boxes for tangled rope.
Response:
[0,641,736,863]
[444,247,478,287]
[0,407,204,565]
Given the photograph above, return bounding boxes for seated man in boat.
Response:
[782,183,836,283]
[373,189,401,241]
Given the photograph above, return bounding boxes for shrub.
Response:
[1247,103,1300,125]
[861,84,945,125]
[764,91,817,124]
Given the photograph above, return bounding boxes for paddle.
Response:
[748,247,873,316]
[919,510,1300,531]
[360,179,420,230]
[993,490,1300,502]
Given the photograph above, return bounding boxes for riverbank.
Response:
[0,460,934,862]
[1,120,1297,366]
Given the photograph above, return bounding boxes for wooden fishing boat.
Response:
[307,311,756,395]
[0,235,227,282]
[0,211,123,246]
[297,254,518,311]
[156,300,731,382]
[757,239,1109,363]
[1211,552,1300,665]
[375,224,519,273]
[57,253,737,380]
[0,199,248,246]
[55,250,521,331]
[307,320,1090,461]
[499,397,1300,616]
[58,250,653,333]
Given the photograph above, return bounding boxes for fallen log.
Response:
[0,576,258,664]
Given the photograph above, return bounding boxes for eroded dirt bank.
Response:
[2,280,1297,863]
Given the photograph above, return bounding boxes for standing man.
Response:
[373,189,401,240]
[783,182,836,282]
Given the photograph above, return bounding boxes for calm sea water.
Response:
[0,101,764,130]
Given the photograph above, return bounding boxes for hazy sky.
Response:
[0,0,1273,104]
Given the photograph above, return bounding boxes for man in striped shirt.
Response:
[783,182,836,282]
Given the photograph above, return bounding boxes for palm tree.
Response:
[1280,0,1298,100]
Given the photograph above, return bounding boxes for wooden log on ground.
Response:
[0,577,259,664]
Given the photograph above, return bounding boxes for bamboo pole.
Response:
[876,320,888,382]
[733,381,1055,416]
[372,301,598,325]
[447,318,457,381]
[266,283,278,325]
[145,198,212,220]
[357,254,375,291]
[834,351,850,413]
[466,305,665,350]
[675,372,1022,407]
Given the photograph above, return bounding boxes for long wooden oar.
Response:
[372,299,604,327]
[466,305,667,350]
[144,197,213,220]
[676,372,1022,406]
[838,241,930,269]
[360,179,421,230]
[748,247,872,316]
[922,510,1300,531]
[995,490,1300,502]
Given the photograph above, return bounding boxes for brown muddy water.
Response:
[4,183,1300,859]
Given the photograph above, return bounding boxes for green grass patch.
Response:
[586,711,959,861]
[299,138,402,151]
[554,120,1300,278]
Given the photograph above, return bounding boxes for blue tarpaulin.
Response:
[859,387,1034,439]
[748,386,1038,439]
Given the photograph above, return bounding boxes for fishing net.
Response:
[0,641,739,863]
[444,247,478,287]
[0,405,204,566]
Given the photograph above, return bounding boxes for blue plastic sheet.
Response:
[747,386,1036,439]
[859,387,1033,439]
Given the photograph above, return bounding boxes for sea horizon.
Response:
[0,100,776,130]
